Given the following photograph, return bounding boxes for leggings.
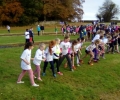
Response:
[38,31,40,36]
[109,43,114,52]
[58,54,72,70]
[43,61,55,75]
[53,59,59,72]
[93,48,98,60]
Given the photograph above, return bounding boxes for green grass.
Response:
[0,25,61,34]
[0,43,120,100]
[0,35,79,45]
[0,23,120,100]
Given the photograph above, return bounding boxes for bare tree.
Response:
[96,0,120,22]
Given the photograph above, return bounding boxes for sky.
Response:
[82,0,120,20]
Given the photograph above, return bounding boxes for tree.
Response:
[96,0,120,22]
[0,0,85,25]
[96,14,102,22]
[0,0,24,25]
[19,0,43,24]
[42,0,84,21]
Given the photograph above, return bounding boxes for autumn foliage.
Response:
[0,0,85,25]
[0,0,24,25]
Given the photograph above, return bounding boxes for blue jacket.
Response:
[37,26,41,31]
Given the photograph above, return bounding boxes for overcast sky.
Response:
[82,0,120,20]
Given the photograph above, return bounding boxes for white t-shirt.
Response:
[25,31,30,39]
[102,38,108,44]
[60,41,71,55]
[73,44,80,52]
[53,45,61,59]
[86,44,96,51]
[21,49,31,70]
[33,49,45,65]
[7,26,10,30]
[45,47,55,61]
[93,27,96,32]
[92,34,100,42]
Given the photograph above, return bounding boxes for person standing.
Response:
[7,25,10,33]
[41,24,44,35]
[42,40,56,77]
[17,42,39,87]
[55,26,58,37]
[37,25,41,36]
[25,29,30,43]
[29,27,34,43]
[58,35,74,71]
[53,38,63,75]
[33,43,46,81]
[79,25,84,39]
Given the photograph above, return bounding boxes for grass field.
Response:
[0,41,120,100]
[0,23,120,100]
[0,35,80,45]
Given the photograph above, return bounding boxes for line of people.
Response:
[17,28,120,86]
[61,23,120,42]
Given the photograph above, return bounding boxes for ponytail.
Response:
[49,40,56,55]
[24,42,33,50]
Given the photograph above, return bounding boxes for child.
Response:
[76,37,85,66]
[53,38,63,75]
[92,30,105,61]
[42,40,57,77]
[113,32,119,53]
[37,25,41,36]
[83,39,100,65]
[58,35,73,71]
[17,42,39,87]
[25,29,30,43]
[55,26,58,36]
[98,36,106,59]
[70,40,79,69]
[62,26,67,37]
[33,43,46,81]
[7,25,10,33]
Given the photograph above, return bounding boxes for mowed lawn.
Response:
[0,35,80,45]
[0,23,120,100]
[0,42,120,100]
[0,25,61,34]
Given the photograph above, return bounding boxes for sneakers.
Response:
[79,60,83,63]
[93,60,98,63]
[37,78,42,81]
[88,62,93,65]
[102,57,106,59]
[77,64,80,66]
[32,83,39,87]
[70,69,74,72]
[64,63,68,68]
[17,81,24,84]
[57,72,63,75]
[34,75,37,79]
[42,73,46,76]
[72,66,76,70]
[53,74,56,77]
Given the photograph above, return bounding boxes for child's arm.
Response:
[31,58,34,60]
[35,51,44,61]
[21,59,30,65]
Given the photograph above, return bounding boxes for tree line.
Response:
[0,0,85,26]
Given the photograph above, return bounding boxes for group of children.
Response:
[17,27,120,86]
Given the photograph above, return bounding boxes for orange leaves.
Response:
[42,0,84,20]
[0,1,24,23]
